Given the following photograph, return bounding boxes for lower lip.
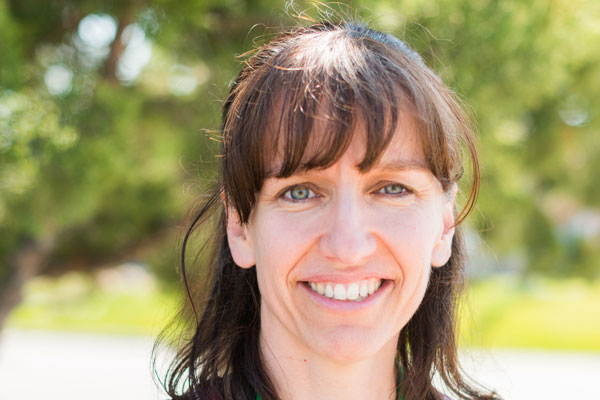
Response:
[300,281,390,312]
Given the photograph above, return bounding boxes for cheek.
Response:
[253,210,323,278]
[374,206,442,268]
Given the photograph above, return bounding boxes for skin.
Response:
[227,116,456,400]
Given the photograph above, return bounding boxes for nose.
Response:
[318,194,377,265]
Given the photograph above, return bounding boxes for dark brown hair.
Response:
[158,21,498,400]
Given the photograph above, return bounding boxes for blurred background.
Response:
[0,0,599,398]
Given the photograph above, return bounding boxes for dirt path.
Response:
[1,329,599,399]
[0,329,169,399]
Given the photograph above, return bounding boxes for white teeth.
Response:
[333,284,347,300]
[308,279,383,302]
[325,284,334,298]
[368,280,375,295]
[359,283,368,298]
[347,283,359,300]
[317,282,325,295]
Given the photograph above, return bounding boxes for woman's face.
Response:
[227,116,456,363]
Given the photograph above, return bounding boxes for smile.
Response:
[306,279,383,302]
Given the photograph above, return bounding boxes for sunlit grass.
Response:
[461,277,600,351]
[6,271,180,336]
[7,272,600,350]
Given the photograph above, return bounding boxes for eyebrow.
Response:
[369,159,430,172]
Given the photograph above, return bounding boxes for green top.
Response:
[256,389,405,400]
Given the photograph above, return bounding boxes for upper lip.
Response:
[298,272,392,283]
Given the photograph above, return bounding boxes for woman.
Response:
[160,21,499,400]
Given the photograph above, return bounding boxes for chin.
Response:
[310,327,395,364]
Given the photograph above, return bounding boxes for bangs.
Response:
[244,26,424,180]
[265,74,409,178]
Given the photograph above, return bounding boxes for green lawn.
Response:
[6,272,180,336]
[461,277,600,351]
[6,273,600,350]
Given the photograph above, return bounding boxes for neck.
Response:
[259,309,399,400]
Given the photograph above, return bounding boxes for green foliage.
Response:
[1,0,599,313]
[375,0,600,278]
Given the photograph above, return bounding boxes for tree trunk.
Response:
[0,239,55,330]
[102,1,143,82]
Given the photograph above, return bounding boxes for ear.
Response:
[431,184,457,268]
[223,196,256,269]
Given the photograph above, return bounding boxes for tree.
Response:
[0,0,271,327]
[1,0,599,328]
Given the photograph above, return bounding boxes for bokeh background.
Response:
[1,0,599,398]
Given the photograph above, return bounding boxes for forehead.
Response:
[371,115,426,168]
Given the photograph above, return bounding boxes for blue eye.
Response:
[380,183,407,195]
[287,185,313,200]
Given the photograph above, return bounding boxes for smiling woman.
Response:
[157,21,499,400]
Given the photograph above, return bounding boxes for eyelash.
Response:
[280,182,412,202]
[375,182,410,196]
[282,184,318,201]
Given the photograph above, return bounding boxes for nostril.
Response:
[319,229,376,265]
